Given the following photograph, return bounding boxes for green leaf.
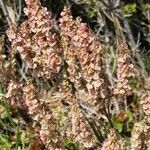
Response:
[87,8,97,19]
[126,110,133,123]
[128,76,139,90]
[15,119,21,150]
[122,3,136,17]
[113,118,123,133]
[134,95,140,105]
[0,83,3,94]
[88,121,104,143]
[0,134,12,149]
[64,139,78,150]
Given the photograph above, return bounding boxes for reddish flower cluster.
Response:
[59,7,110,114]
[101,129,125,150]
[22,81,62,149]
[6,0,62,79]
[141,94,150,116]
[114,43,135,95]
[130,117,150,150]
[60,80,99,149]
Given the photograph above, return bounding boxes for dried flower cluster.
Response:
[5,80,25,108]
[67,103,98,148]
[0,0,149,149]
[6,0,62,79]
[114,43,135,96]
[101,129,125,150]
[4,79,62,149]
[59,7,110,114]
[22,81,63,149]
[60,80,99,149]
[141,93,150,116]
[130,117,150,150]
